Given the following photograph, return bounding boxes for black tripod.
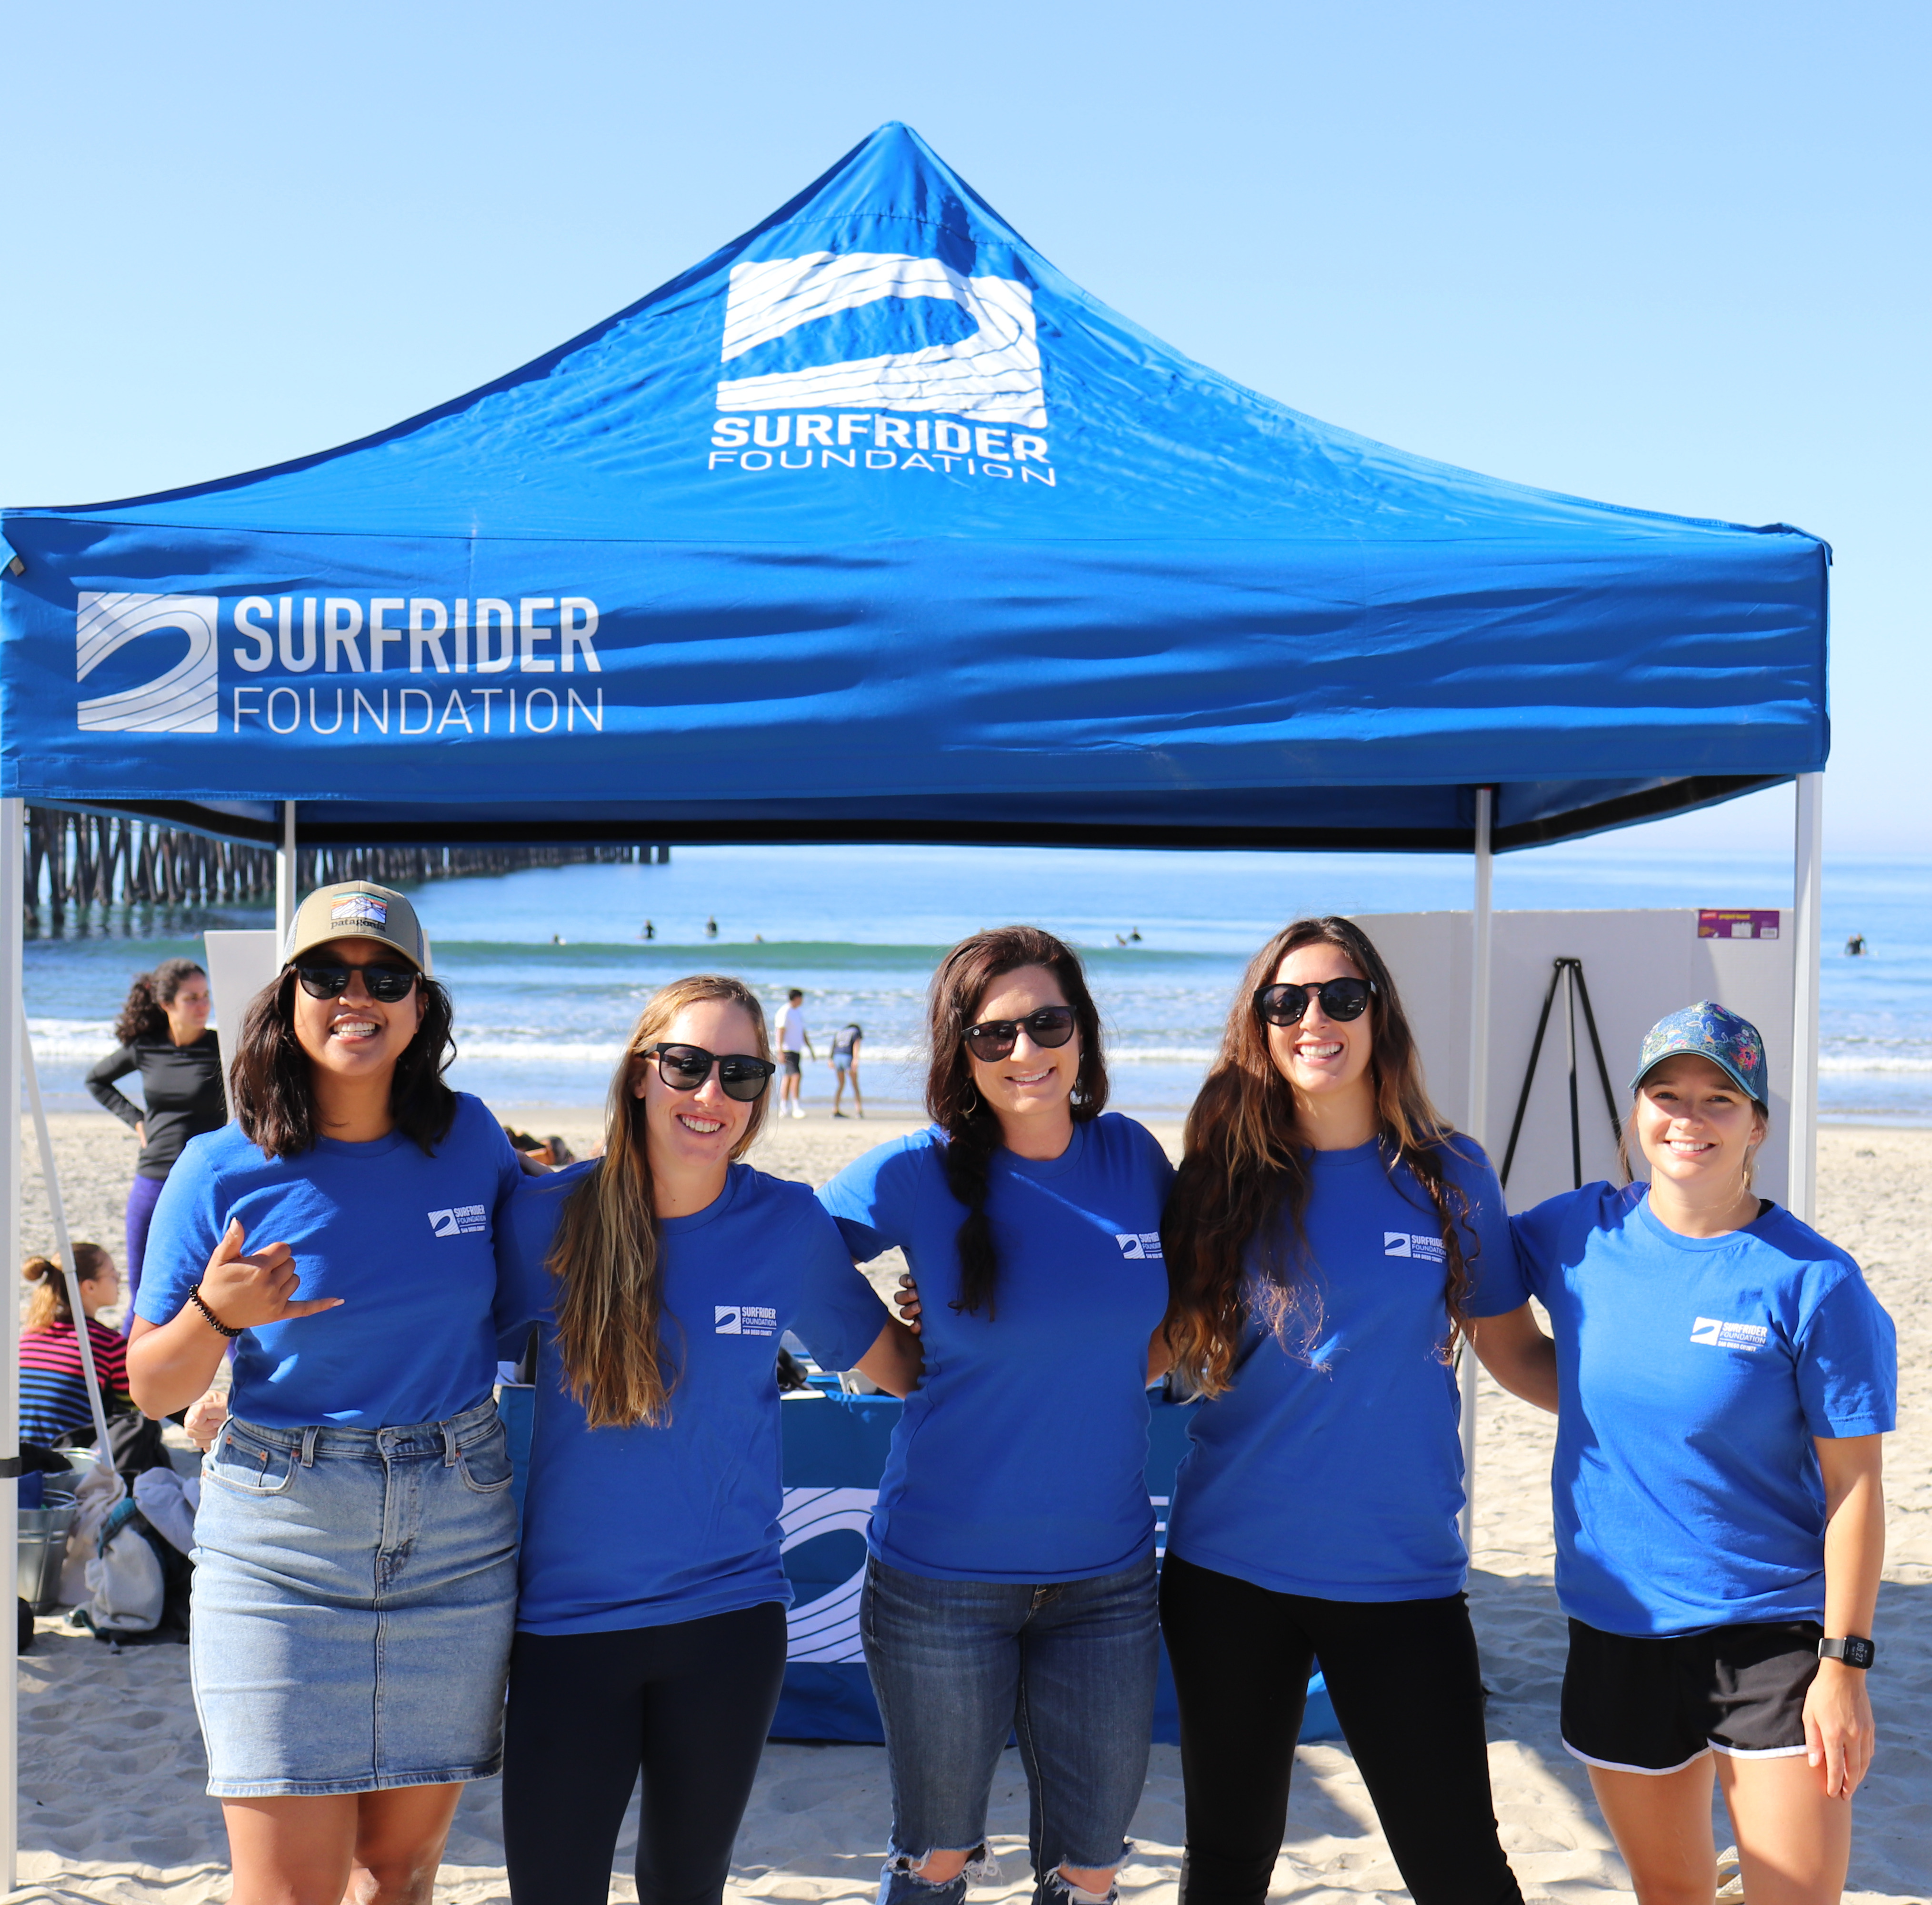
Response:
[1499,957,1623,1191]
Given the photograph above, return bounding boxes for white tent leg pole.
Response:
[1791,774,1823,1223]
[1460,786,1493,1557]
[275,801,296,946]
[2,798,25,1895]
[20,1007,118,1469]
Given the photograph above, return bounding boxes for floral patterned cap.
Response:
[1630,1001,1769,1105]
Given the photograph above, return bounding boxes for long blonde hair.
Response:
[549,976,772,1428]
[22,1243,112,1333]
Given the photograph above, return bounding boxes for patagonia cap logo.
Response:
[1115,1233,1164,1261]
[1691,1316,1769,1351]
[428,1205,487,1238]
[332,895,388,929]
[716,1305,777,1338]
[1385,1231,1446,1262]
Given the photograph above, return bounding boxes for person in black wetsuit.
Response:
[86,957,226,1333]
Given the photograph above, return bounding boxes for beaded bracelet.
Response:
[188,1283,243,1339]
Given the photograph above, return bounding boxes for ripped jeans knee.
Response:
[1046,1871,1117,1905]
[878,1843,1002,1905]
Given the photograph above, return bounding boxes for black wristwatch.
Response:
[1818,1635,1875,1670]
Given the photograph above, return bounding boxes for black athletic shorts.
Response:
[1561,1617,1822,1774]
[781,1049,802,1076]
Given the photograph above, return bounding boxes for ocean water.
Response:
[19,842,1931,1123]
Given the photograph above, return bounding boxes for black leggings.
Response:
[501,1601,789,1905]
[1160,1555,1522,1905]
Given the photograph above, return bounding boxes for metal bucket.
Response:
[18,1495,78,1615]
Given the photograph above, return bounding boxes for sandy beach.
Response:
[11,1109,1929,1904]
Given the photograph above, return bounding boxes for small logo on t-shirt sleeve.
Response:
[427,1205,488,1238]
[1691,1316,1770,1351]
[1115,1233,1164,1260]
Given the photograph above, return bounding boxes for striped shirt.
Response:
[19,1321,131,1445]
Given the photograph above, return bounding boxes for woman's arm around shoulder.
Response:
[495,1156,596,1337]
[813,1129,936,1262]
[777,1179,924,1397]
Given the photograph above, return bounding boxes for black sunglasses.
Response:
[295,961,420,1004]
[642,1043,776,1103]
[962,1005,1078,1063]
[1253,977,1376,1027]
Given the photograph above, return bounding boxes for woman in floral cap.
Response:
[1478,1001,1895,1904]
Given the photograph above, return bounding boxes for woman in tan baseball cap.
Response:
[127,879,527,1905]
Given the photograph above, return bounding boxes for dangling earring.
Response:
[961,1085,982,1117]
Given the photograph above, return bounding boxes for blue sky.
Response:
[2,0,1923,853]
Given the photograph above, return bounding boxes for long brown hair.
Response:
[924,926,1109,1319]
[22,1242,112,1332]
[1162,916,1476,1395]
[114,959,205,1044]
[549,976,773,1429]
[229,966,457,1160]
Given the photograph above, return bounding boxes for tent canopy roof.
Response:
[1,124,1826,852]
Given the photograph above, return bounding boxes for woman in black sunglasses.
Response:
[817,926,1174,1905]
[126,881,530,1905]
[1157,916,1529,1905]
[494,974,919,1905]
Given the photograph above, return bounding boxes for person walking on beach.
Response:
[1157,916,1526,1905]
[819,927,1173,1905]
[127,882,525,1905]
[19,1242,132,1444]
[1486,1003,1896,1905]
[87,958,225,1333]
[830,1019,864,1117]
[495,975,919,1905]
[776,987,813,1119]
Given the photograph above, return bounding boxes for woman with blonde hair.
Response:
[19,1242,132,1445]
[497,974,918,1905]
[1158,916,1528,1905]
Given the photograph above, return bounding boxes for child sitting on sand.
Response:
[19,1243,132,1445]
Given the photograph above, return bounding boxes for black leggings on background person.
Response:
[501,1602,788,1905]
[1161,1555,1523,1905]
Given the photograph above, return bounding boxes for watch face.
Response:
[1845,1636,1875,1669]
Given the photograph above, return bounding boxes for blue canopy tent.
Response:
[0,122,1827,1880]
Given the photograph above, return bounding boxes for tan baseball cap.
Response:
[282,881,432,975]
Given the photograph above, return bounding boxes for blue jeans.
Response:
[862,1552,1159,1905]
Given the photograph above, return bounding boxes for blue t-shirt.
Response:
[1167,1137,1525,1602]
[136,1093,524,1430]
[1512,1182,1897,1638]
[818,1113,1173,1584]
[499,1160,889,1635]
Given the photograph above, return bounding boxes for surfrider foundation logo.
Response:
[76,592,220,734]
[717,252,1045,425]
[707,251,1058,488]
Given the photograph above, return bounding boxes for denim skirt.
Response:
[190,1397,519,1797]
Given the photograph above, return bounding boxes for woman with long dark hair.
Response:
[495,975,917,1905]
[127,882,525,1905]
[818,926,1173,1905]
[1493,1004,1895,1905]
[1158,916,1527,1905]
[88,956,224,1329]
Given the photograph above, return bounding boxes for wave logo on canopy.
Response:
[780,1485,876,1663]
[75,592,220,734]
[717,252,1046,427]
